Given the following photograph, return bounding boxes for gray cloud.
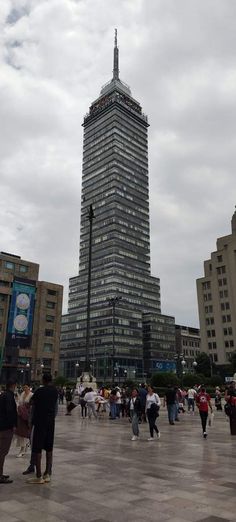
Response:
[1,0,235,324]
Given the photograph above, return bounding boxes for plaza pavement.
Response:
[0,404,236,522]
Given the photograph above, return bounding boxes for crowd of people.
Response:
[0,376,236,485]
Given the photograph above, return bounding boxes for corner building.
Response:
[0,251,63,383]
[61,34,166,381]
[197,210,236,366]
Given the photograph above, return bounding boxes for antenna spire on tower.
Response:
[113,28,119,80]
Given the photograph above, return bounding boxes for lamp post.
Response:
[181,358,186,388]
[75,361,80,381]
[25,362,30,385]
[124,369,127,383]
[193,360,198,374]
[107,296,122,386]
[84,204,95,374]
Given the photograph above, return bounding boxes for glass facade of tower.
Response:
[60,38,173,382]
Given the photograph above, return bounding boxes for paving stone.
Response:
[0,405,236,521]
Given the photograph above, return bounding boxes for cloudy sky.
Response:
[1,0,236,326]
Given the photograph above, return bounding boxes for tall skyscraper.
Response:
[197,209,236,366]
[60,32,173,381]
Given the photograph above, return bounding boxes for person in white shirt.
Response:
[146,385,161,441]
[115,388,121,418]
[187,388,196,414]
[84,388,97,419]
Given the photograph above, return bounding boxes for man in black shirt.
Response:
[164,385,177,425]
[27,373,58,484]
[0,379,17,484]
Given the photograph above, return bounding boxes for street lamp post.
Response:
[85,204,95,373]
[181,358,186,388]
[124,369,127,383]
[75,361,80,381]
[107,296,122,386]
[193,360,198,374]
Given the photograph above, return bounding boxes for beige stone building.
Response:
[0,252,63,383]
[175,325,201,372]
[197,210,236,366]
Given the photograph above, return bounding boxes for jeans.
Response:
[87,403,97,418]
[167,403,176,424]
[116,404,121,418]
[188,398,195,412]
[0,429,13,476]
[110,402,116,419]
[199,411,208,433]
[147,410,159,437]
[130,411,139,437]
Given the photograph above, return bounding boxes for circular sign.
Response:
[16,293,30,310]
[14,314,28,332]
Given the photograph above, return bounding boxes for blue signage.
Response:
[6,280,36,348]
[152,361,176,372]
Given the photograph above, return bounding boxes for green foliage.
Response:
[230,351,236,373]
[150,372,179,388]
[53,375,67,387]
[195,353,212,377]
[182,373,205,387]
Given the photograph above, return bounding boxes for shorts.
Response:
[31,419,55,453]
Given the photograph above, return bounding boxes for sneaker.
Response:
[131,436,138,441]
[157,432,161,439]
[27,476,45,484]
[147,437,154,441]
[43,474,51,483]
[203,432,208,439]
[0,476,13,484]
[16,452,25,458]
[22,466,35,475]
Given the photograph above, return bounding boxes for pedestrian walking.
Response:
[27,373,58,484]
[146,385,161,441]
[84,388,97,419]
[139,383,147,423]
[196,386,212,439]
[79,388,88,418]
[15,384,32,457]
[187,387,196,414]
[225,381,236,435]
[129,389,142,441]
[164,384,177,425]
[0,379,17,484]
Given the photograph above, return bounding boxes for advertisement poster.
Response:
[6,280,36,348]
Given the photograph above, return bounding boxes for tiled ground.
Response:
[0,405,236,522]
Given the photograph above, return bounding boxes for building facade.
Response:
[197,210,236,366]
[175,324,201,372]
[60,33,177,381]
[0,251,63,383]
[143,313,176,376]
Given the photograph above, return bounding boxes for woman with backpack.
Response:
[146,385,161,441]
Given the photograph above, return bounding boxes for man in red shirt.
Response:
[196,386,212,439]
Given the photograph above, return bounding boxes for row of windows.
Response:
[182,340,200,347]
[3,261,28,273]
[218,278,227,286]
[208,342,217,349]
[183,349,200,356]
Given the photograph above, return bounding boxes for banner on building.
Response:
[6,280,36,348]
[152,361,176,372]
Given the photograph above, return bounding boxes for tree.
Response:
[54,375,67,387]
[151,372,179,388]
[195,353,212,377]
[230,351,236,374]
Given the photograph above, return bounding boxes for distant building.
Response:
[197,210,236,366]
[175,324,201,372]
[0,252,63,383]
[142,313,176,377]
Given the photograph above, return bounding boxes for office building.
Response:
[175,324,200,372]
[0,251,63,382]
[197,210,236,365]
[60,32,176,381]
